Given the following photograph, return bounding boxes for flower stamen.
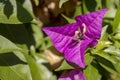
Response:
[73,23,87,41]
[82,23,86,34]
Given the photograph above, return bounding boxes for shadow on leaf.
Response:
[0,52,27,66]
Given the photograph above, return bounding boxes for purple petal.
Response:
[58,69,86,80]
[64,38,92,68]
[43,23,78,53]
[75,8,108,40]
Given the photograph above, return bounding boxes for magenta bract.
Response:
[43,8,108,68]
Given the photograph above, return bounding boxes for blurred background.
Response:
[0,0,120,80]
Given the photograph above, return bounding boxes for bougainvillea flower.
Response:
[43,9,108,68]
[58,69,85,80]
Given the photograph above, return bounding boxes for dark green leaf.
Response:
[96,56,117,74]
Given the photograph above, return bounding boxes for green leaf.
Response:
[93,51,116,64]
[103,0,117,18]
[114,61,120,74]
[73,5,82,17]
[0,24,35,47]
[98,62,117,75]
[101,25,109,40]
[62,14,75,23]
[96,55,117,74]
[82,0,89,13]
[96,41,110,51]
[55,60,73,71]
[85,53,94,65]
[104,46,120,56]
[114,41,120,49]
[113,7,120,33]
[0,52,32,80]
[59,0,68,8]
[31,23,43,48]
[0,0,34,24]
[84,64,101,80]
[0,35,21,53]
[114,33,120,40]
[23,52,56,80]
[33,0,39,6]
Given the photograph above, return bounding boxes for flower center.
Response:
[73,23,86,41]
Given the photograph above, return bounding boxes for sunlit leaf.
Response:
[104,46,120,56]
[84,64,101,80]
[101,25,109,40]
[31,23,43,48]
[0,0,34,24]
[0,35,21,53]
[85,53,94,65]
[96,40,111,51]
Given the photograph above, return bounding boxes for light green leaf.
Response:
[0,0,34,24]
[101,25,109,40]
[55,60,73,71]
[104,46,120,56]
[31,23,44,48]
[113,7,120,33]
[96,41,110,51]
[84,64,101,80]
[104,0,117,18]
[59,0,68,8]
[0,35,21,53]
[114,33,120,40]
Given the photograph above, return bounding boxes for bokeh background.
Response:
[0,0,120,80]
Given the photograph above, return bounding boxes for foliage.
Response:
[0,0,120,80]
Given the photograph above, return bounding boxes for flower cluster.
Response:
[43,8,108,80]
